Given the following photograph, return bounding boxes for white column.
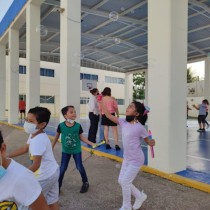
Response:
[125,73,133,107]
[60,0,81,120]
[0,44,6,120]
[204,57,210,120]
[204,57,210,101]
[148,0,188,173]
[26,2,41,111]
[144,70,148,105]
[8,28,19,124]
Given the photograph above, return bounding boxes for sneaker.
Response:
[201,128,205,132]
[133,191,147,210]
[118,206,132,210]
[106,144,111,149]
[197,129,203,132]
[115,145,121,150]
[80,182,89,193]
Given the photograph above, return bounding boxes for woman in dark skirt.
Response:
[100,87,120,150]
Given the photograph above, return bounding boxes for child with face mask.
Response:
[52,105,95,193]
[100,101,155,210]
[0,130,50,210]
[8,107,60,210]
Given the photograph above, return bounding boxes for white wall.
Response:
[6,58,126,116]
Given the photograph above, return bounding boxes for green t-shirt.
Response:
[57,121,83,154]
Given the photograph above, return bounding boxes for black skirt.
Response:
[101,113,117,126]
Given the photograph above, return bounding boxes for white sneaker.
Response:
[119,206,132,210]
[133,191,147,210]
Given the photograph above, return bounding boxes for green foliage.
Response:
[187,67,199,83]
[133,72,145,100]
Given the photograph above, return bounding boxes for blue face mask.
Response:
[0,155,6,179]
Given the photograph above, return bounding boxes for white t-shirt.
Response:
[0,159,41,210]
[27,133,58,181]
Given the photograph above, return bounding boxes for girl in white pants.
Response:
[101,101,155,210]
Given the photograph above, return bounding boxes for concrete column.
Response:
[204,57,210,101]
[60,0,81,120]
[8,28,19,124]
[144,70,148,105]
[204,57,210,120]
[26,2,41,111]
[0,44,6,120]
[125,73,133,107]
[148,0,188,173]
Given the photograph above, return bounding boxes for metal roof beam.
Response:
[189,0,210,14]
[84,1,147,34]
[189,23,210,33]
[82,6,146,26]
[82,46,144,68]
[188,43,206,55]
[81,0,109,19]
[83,58,126,72]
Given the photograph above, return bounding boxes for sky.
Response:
[0,0,14,22]
[187,61,205,80]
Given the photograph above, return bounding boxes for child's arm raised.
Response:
[192,104,199,110]
[29,155,42,172]
[8,144,29,158]
[80,134,95,147]
[100,100,119,124]
[52,132,60,149]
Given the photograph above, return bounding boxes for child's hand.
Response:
[148,139,155,146]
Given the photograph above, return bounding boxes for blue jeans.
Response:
[58,152,88,189]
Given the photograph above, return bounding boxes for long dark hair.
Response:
[101,87,111,96]
[132,101,148,125]
[0,131,3,149]
[90,88,98,95]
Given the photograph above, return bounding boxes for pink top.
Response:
[118,118,148,167]
[100,99,118,114]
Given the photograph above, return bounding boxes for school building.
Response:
[7,57,127,116]
[1,0,210,175]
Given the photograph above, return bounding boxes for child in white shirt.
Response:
[9,107,59,210]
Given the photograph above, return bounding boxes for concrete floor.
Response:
[1,124,210,210]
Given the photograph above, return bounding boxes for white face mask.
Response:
[0,154,6,179]
[67,119,75,124]
[24,121,39,134]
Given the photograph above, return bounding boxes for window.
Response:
[19,65,26,74]
[40,95,55,104]
[80,73,98,81]
[19,94,26,101]
[40,68,55,77]
[105,76,124,84]
[18,66,55,77]
[80,97,89,104]
[116,99,124,105]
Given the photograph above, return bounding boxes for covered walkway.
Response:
[1,117,210,191]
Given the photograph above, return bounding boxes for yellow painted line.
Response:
[141,166,210,194]
[0,121,24,130]
[1,121,210,193]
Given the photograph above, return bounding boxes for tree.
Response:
[187,67,199,83]
[133,72,145,100]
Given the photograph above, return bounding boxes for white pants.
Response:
[118,160,141,209]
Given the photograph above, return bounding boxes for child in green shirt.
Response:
[52,106,95,193]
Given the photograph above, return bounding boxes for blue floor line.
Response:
[4,119,210,186]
